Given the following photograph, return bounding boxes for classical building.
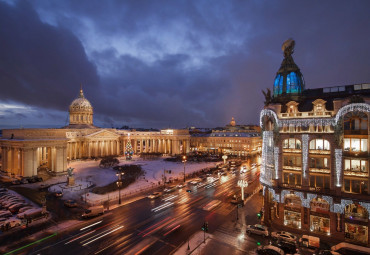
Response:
[260,39,370,245]
[0,88,191,177]
[0,88,261,178]
[190,117,261,157]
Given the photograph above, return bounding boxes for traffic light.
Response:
[257,213,261,219]
[257,241,261,246]
[202,222,209,232]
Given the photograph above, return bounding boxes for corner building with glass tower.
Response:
[260,40,370,246]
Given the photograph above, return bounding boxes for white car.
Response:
[246,224,269,237]
[271,231,298,243]
[18,206,34,213]
[0,211,12,218]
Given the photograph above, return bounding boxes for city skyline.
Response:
[0,0,370,129]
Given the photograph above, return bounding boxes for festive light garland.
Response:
[260,131,274,186]
[260,109,279,128]
[302,134,309,178]
[335,149,342,187]
[268,187,280,203]
[279,118,334,128]
[274,147,279,179]
[335,103,370,124]
[322,195,334,212]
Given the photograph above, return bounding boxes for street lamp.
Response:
[116,172,124,205]
[182,155,187,183]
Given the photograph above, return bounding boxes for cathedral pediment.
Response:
[85,130,120,139]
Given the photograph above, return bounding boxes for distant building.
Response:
[260,39,370,245]
[190,117,261,157]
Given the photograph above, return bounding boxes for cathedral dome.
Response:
[68,88,94,126]
[69,89,93,113]
[273,39,305,97]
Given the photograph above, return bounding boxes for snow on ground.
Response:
[12,156,220,203]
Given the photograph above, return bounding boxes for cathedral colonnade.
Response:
[1,144,67,177]
[126,136,190,155]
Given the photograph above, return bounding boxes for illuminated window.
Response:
[309,139,330,150]
[310,157,329,169]
[283,138,301,149]
[344,112,368,133]
[344,178,368,194]
[309,174,330,188]
[283,155,302,167]
[343,138,367,152]
[344,159,368,173]
[283,172,302,185]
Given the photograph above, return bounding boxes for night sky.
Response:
[0,0,369,130]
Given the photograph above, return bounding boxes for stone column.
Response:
[7,148,13,173]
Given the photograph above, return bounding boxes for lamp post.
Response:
[182,155,187,183]
[116,172,124,205]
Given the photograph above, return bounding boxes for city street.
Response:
[3,169,263,255]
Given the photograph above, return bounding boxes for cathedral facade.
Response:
[0,88,191,177]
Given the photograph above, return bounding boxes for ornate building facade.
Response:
[260,40,370,245]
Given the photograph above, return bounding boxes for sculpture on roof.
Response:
[282,38,295,57]
[262,88,272,106]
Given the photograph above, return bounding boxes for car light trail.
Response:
[151,202,174,212]
[4,233,57,255]
[137,217,170,236]
[163,224,181,236]
[163,195,178,201]
[80,220,102,231]
[82,225,124,246]
[65,229,96,245]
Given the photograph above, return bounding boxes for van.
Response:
[331,242,370,255]
[299,235,320,249]
[82,206,104,218]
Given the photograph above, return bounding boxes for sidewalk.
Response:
[173,231,212,255]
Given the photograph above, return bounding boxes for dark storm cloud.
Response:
[1,0,370,129]
[0,1,99,110]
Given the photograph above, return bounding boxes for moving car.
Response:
[64,200,78,208]
[163,186,176,193]
[176,184,185,189]
[271,231,298,243]
[246,224,269,237]
[148,192,162,199]
[82,206,104,218]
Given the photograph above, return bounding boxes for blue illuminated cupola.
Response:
[273,39,305,97]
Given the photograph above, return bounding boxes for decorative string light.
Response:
[279,118,334,128]
[274,147,279,179]
[335,149,342,187]
[302,134,309,178]
[268,187,280,203]
[359,202,370,219]
[260,131,274,186]
[335,103,370,124]
[322,196,334,212]
[260,109,279,128]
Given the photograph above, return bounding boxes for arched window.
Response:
[344,112,368,134]
[309,139,330,151]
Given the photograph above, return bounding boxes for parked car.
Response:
[55,191,63,197]
[331,242,370,255]
[20,178,29,184]
[299,235,320,249]
[18,208,48,222]
[64,200,78,208]
[271,231,298,243]
[276,240,298,254]
[3,200,25,209]
[246,224,269,237]
[1,217,22,230]
[0,187,7,192]
[9,203,28,214]
[257,245,284,255]
[18,206,34,213]
[319,250,340,255]
[148,192,162,199]
[0,211,12,218]
[11,180,21,185]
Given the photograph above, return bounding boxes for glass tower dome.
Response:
[273,39,305,97]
